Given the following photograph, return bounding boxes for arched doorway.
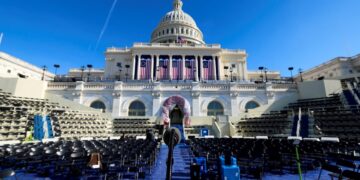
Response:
[245,101,260,112]
[128,101,146,116]
[207,101,224,116]
[170,105,183,125]
[90,101,106,113]
[161,96,191,141]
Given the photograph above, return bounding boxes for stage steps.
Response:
[150,143,193,180]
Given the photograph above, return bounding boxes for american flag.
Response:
[177,36,185,44]
[203,59,213,80]
[159,58,169,80]
[172,57,182,80]
[184,58,195,80]
[140,57,151,80]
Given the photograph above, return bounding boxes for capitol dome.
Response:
[151,0,205,45]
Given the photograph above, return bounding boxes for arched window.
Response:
[90,101,106,112]
[245,101,260,110]
[207,101,224,116]
[129,101,146,116]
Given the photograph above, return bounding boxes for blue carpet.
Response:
[150,143,192,180]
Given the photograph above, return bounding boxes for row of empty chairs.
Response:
[51,111,109,139]
[0,89,110,141]
[287,95,342,110]
[0,138,159,179]
[188,137,360,179]
[314,108,360,140]
[235,92,360,139]
[112,118,159,137]
[236,111,291,137]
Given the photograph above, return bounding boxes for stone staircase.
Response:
[150,143,193,180]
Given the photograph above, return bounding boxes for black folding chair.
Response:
[0,169,17,180]
[336,159,357,171]
[342,170,360,180]
[318,163,342,180]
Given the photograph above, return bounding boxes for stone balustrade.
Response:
[132,42,221,49]
[47,81,298,92]
[47,82,76,90]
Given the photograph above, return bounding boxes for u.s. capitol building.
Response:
[45,0,297,129]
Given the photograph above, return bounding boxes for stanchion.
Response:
[294,140,303,180]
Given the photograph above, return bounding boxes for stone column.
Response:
[195,56,199,82]
[241,63,245,81]
[191,91,200,116]
[182,55,186,80]
[132,55,136,80]
[230,92,239,116]
[212,56,217,80]
[150,55,154,81]
[137,55,142,80]
[72,81,84,104]
[243,61,248,81]
[155,55,159,81]
[200,56,204,81]
[169,55,173,80]
[218,56,223,80]
[152,91,161,116]
[112,91,121,117]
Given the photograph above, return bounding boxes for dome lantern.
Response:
[173,0,183,11]
[150,0,205,45]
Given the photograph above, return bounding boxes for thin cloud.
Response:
[95,0,118,49]
[0,33,3,46]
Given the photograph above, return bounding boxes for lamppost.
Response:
[258,66,264,82]
[230,67,234,82]
[87,64,93,82]
[80,66,85,81]
[53,64,60,82]
[299,68,304,82]
[41,65,47,81]
[53,64,60,76]
[117,62,122,81]
[288,67,294,83]
[264,68,268,83]
[125,65,130,82]
[258,66,268,83]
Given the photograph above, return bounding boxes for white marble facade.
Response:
[47,81,297,118]
[45,0,298,125]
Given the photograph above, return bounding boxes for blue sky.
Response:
[0,0,359,76]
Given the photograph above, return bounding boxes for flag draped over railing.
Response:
[172,57,182,80]
[140,57,151,80]
[184,58,195,80]
[203,58,213,80]
[159,57,169,80]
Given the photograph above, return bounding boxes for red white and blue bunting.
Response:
[161,96,191,127]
